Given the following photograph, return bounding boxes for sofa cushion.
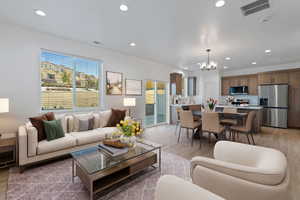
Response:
[70,127,118,145]
[37,134,76,155]
[45,112,55,121]
[72,113,93,132]
[29,114,48,142]
[54,114,68,133]
[92,113,101,129]
[43,120,65,141]
[106,109,126,127]
[99,110,112,128]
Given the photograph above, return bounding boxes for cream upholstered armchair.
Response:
[190,141,289,200]
[155,175,225,200]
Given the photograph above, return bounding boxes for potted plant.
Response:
[115,119,143,147]
[207,98,218,111]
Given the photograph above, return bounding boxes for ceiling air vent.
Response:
[241,0,270,16]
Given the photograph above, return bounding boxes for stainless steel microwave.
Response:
[229,86,248,95]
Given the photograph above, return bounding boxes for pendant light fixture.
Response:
[200,49,218,71]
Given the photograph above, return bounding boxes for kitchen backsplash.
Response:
[220,95,259,105]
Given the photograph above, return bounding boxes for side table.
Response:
[0,133,17,168]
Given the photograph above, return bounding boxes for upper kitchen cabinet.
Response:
[221,78,230,96]
[221,74,258,96]
[170,73,183,95]
[258,71,289,85]
[248,75,258,95]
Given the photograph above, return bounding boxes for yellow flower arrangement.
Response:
[116,119,143,137]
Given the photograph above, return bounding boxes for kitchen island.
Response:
[216,105,263,133]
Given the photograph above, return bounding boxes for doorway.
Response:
[145,80,167,127]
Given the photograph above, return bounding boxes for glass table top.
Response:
[71,139,161,175]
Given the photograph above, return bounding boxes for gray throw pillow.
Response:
[79,117,95,132]
[79,119,89,132]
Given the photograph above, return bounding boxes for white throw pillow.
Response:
[72,113,93,132]
[92,113,101,129]
[99,110,112,128]
[54,114,68,133]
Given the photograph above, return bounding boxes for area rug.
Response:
[7,152,190,200]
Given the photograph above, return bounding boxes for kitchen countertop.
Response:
[216,104,263,110]
[170,104,201,106]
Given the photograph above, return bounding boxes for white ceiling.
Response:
[0,0,300,71]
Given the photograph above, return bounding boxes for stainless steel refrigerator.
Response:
[258,84,288,128]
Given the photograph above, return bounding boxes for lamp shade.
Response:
[123,98,136,107]
[0,98,9,113]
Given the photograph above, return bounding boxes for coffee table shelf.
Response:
[71,141,161,200]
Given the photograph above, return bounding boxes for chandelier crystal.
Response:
[200,49,217,71]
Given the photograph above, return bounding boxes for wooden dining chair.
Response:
[188,105,202,122]
[202,112,226,143]
[178,111,202,147]
[229,111,256,145]
[175,107,183,135]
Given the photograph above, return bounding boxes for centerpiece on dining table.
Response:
[103,119,143,148]
[207,98,218,111]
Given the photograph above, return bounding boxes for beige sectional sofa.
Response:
[18,110,120,168]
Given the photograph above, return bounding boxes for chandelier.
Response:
[200,49,217,71]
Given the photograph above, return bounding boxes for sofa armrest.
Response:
[155,175,224,200]
[27,126,38,157]
[191,165,289,200]
[18,126,28,166]
[191,156,272,185]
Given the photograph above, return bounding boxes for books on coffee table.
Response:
[98,144,128,157]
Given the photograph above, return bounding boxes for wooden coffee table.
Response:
[71,140,161,200]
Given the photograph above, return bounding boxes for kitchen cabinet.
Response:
[221,74,258,96]
[239,77,249,86]
[272,71,289,84]
[170,73,182,95]
[248,75,258,95]
[288,69,300,128]
[221,78,230,96]
[258,71,289,85]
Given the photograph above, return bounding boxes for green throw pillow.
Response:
[43,120,65,141]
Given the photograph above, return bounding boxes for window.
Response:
[40,51,101,111]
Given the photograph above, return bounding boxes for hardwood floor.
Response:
[0,125,299,200]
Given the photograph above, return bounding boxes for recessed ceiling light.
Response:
[183,67,188,70]
[225,57,231,60]
[252,62,257,65]
[215,0,226,8]
[120,4,128,12]
[129,42,136,47]
[265,49,271,53]
[34,9,46,17]
[224,66,228,69]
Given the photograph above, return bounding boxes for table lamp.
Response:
[0,98,9,138]
[123,98,136,117]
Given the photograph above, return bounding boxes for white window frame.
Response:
[39,49,104,113]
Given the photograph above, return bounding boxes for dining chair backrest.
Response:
[189,105,202,111]
[202,112,221,133]
[245,111,256,131]
[223,107,237,114]
[179,110,194,128]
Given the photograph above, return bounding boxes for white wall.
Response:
[188,70,221,105]
[221,62,300,77]
[0,22,174,132]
